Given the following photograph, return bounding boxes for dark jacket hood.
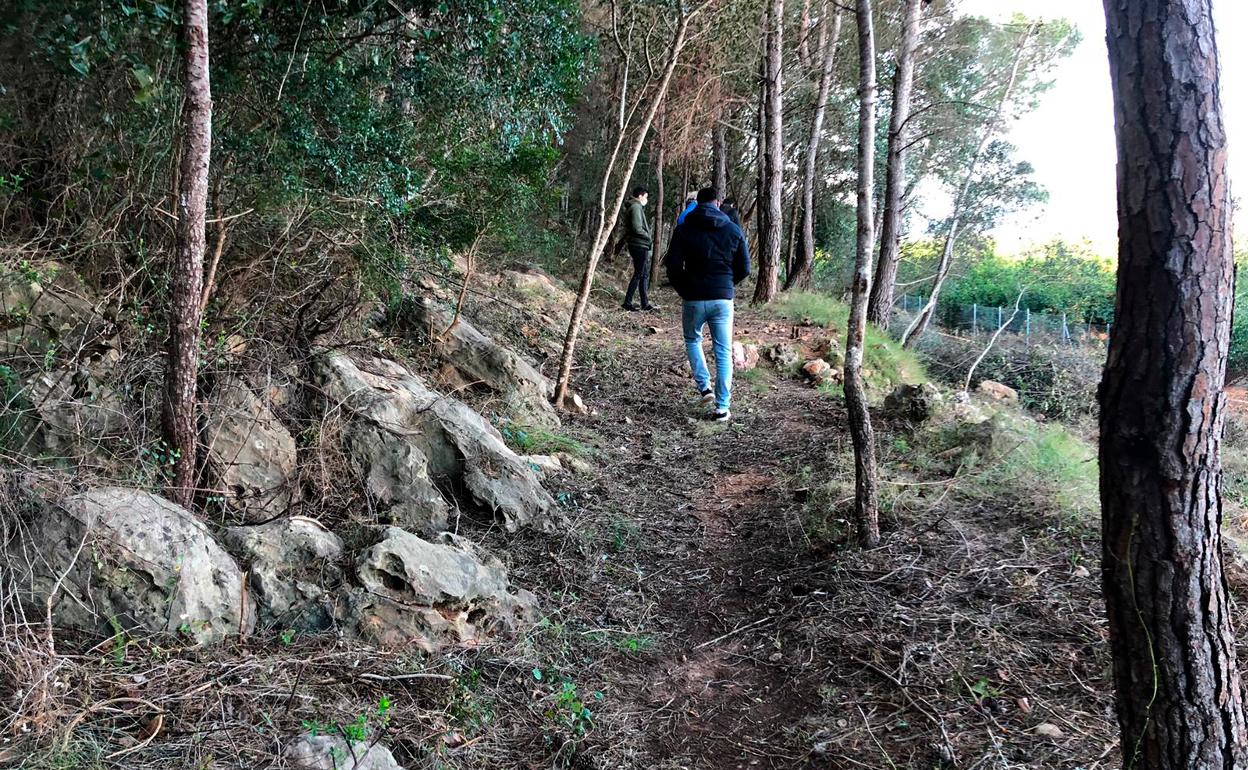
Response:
[684,203,732,230]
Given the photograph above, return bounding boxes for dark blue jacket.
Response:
[664,203,752,301]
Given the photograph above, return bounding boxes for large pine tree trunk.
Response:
[650,133,666,286]
[844,0,879,548]
[785,7,841,292]
[752,0,784,304]
[1100,1,1248,766]
[866,0,922,326]
[164,0,212,508]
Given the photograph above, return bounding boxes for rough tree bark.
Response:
[785,6,842,291]
[752,0,784,304]
[163,0,212,508]
[650,122,667,287]
[553,5,700,408]
[844,0,879,548]
[900,21,1035,348]
[1100,1,1248,767]
[866,0,922,325]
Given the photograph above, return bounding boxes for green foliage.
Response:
[500,423,590,458]
[938,239,1117,323]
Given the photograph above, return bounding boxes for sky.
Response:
[955,0,1246,255]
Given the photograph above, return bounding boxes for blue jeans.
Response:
[683,299,734,411]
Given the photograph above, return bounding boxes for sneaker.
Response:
[622,303,639,312]
[708,409,731,422]
[698,389,714,404]
[642,303,662,312]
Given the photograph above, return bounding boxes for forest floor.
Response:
[13,281,1128,770]
[474,289,1118,770]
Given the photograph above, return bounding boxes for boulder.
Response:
[203,379,298,523]
[884,383,943,423]
[410,297,559,428]
[22,359,127,469]
[733,342,760,372]
[765,343,801,371]
[977,380,1020,404]
[285,735,403,770]
[0,262,112,362]
[801,359,837,385]
[9,488,253,644]
[343,423,451,535]
[317,353,557,533]
[343,526,536,651]
[524,454,563,475]
[223,517,344,632]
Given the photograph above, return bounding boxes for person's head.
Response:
[722,196,737,209]
[696,186,720,206]
[631,186,649,206]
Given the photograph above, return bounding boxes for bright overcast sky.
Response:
[957,0,1245,255]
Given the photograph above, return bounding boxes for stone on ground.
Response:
[285,735,403,770]
[977,379,1020,404]
[203,378,298,523]
[733,342,760,371]
[9,487,254,644]
[317,352,556,533]
[410,296,559,427]
[884,382,943,423]
[342,526,536,651]
[223,517,343,632]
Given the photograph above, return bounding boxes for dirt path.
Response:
[495,298,1115,770]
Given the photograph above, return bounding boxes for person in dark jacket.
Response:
[664,186,751,421]
[621,186,657,311]
[721,197,741,227]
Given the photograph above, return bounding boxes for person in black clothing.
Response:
[721,197,741,227]
[664,186,751,421]
[620,186,659,311]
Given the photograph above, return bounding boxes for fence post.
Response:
[972,303,977,334]
[1025,308,1031,344]
[997,305,1003,330]
[1061,312,1070,345]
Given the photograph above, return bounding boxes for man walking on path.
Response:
[621,186,658,312]
[665,186,751,422]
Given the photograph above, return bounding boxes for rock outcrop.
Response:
[342,526,537,651]
[9,487,254,644]
[317,352,556,533]
[884,383,943,423]
[409,297,559,427]
[977,380,1020,404]
[203,378,298,523]
[223,517,343,632]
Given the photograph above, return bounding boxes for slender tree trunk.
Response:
[1101,1,1248,766]
[752,47,767,263]
[900,21,1035,348]
[712,120,728,193]
[866,0,922,325]
[553,9,697,408]
[651,132,666,286]
[752,0,785,304]
[844,0,879,548]
[164,0,212,508]
[786,7,842,291]
[784,195,800,282]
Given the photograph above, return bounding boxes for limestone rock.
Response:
[524,454,563,475]
[410,297,559,428]
[285,735,403,770]
[801,359,837,385]
[203,379,298,523]
[343,526,537,651]
[0,262,112,362]
[733,342,760,372]
[977,379,1020,404]
[317,353,556,533]
[343,423,451,535]
[9,487,254,644]
[765,343,801,371]
[884,383,943,423]
[223,517,343,632]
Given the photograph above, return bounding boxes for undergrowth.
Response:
[765,292,926,390]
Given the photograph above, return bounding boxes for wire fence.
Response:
[896,294,1110,348]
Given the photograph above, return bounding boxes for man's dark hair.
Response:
[722,196,737,207]
[696,186,720,204]
[632,186,649,197]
